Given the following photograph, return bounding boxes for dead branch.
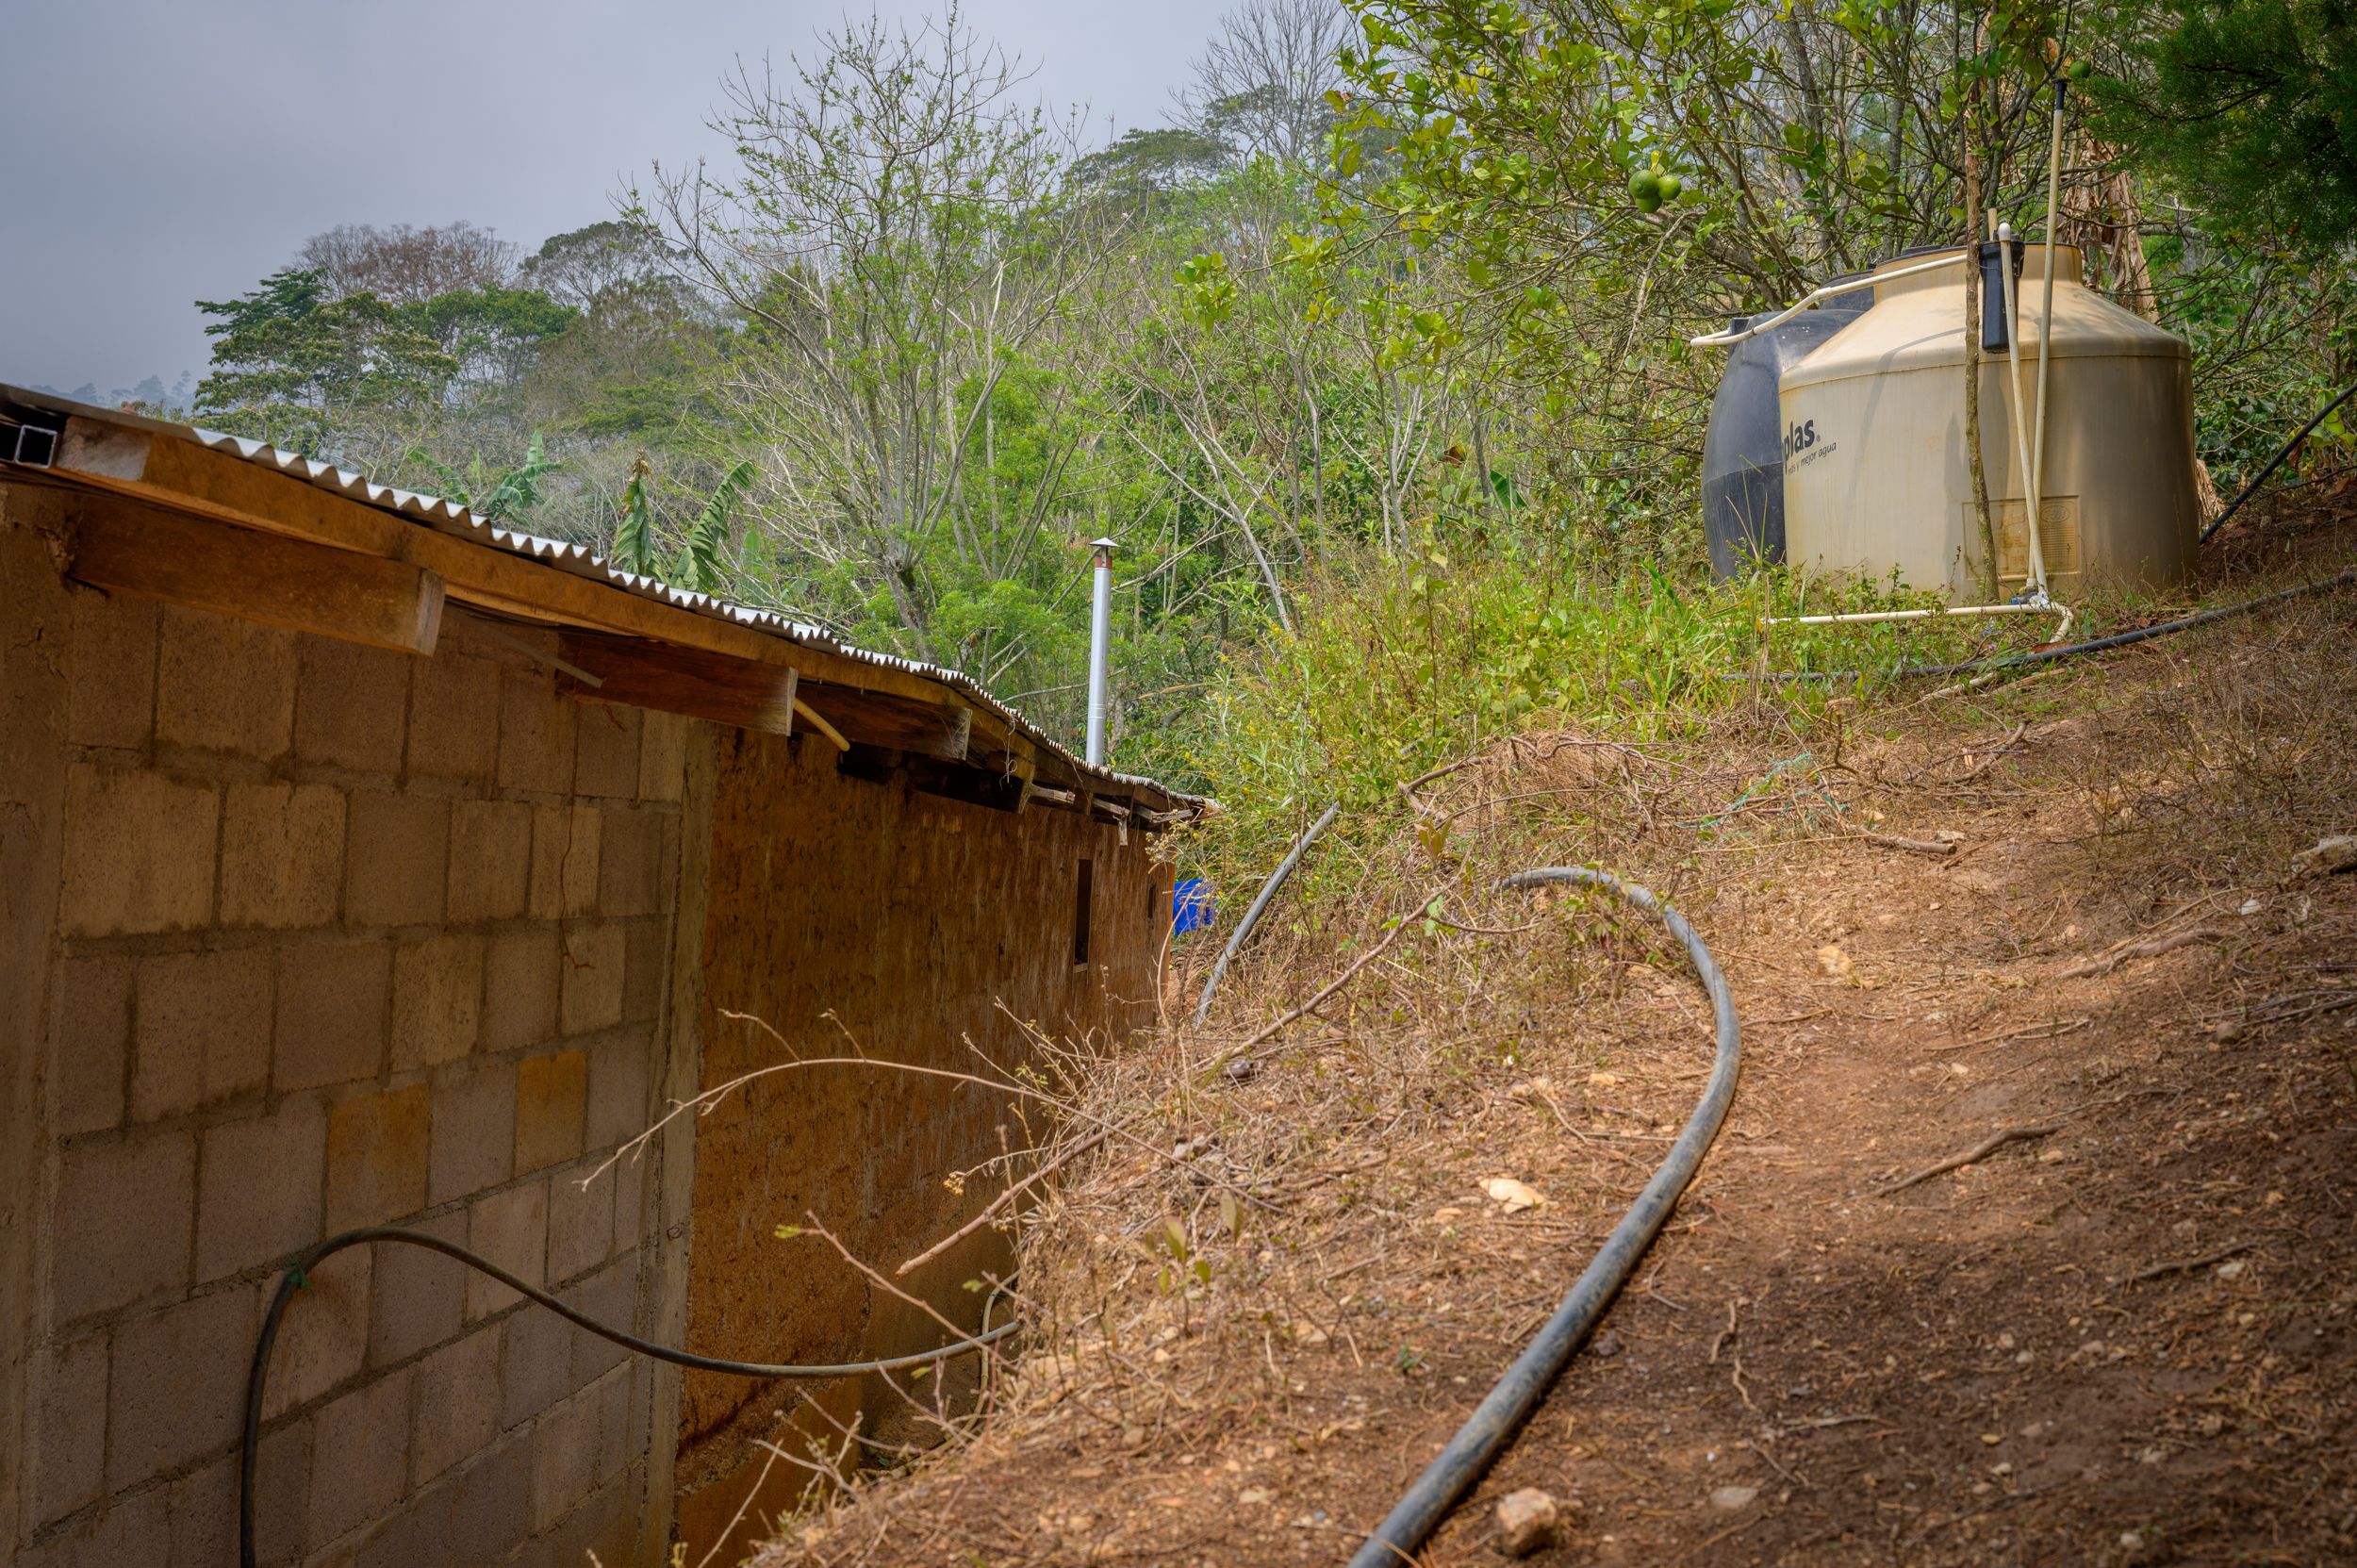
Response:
[1854,827,1957,857]
[2055,925,2226,980]
[1226,916,1412,1062]
[897,1130,1111,1276]
[1881,1123,2061,1195]
[2117,1239,2255,1285]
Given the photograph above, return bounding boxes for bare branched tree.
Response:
[1175,0,1352,166]
[636,6,1115,663]
[296,222,519,304]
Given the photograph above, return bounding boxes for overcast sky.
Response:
[1,1,1210,398]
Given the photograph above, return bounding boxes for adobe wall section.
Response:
[6,474,689,1568]
[673,725,1167,1542]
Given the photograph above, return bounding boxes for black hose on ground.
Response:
[1346,866,1742,1568]
[1745,567,2356,685]
[2200,382,2357,545]
[240,1226,1015,1568]
[1194,800,1340,1025]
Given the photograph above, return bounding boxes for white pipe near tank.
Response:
[2029,81,2067,577]
[1084,536,1117,767]
[1994,223,2050,598]
[1688,253,1967,348]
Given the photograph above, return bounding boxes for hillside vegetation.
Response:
[157,0,2352,833]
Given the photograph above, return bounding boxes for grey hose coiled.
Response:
[1194,801,1340,1025]
[1346,866,1743,1568]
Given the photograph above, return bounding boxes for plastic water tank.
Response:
[1777,243,2198,598]
[1700,288,1873,579]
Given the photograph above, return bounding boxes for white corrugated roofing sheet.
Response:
[3,384,1198,809]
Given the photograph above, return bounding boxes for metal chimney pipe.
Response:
[1084,537,1117,767]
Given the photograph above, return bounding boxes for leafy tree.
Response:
[193,268,454,454]
[2096,0,2357,256]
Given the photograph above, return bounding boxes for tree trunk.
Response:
[1962,70,2000,601]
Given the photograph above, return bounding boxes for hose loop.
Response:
[1345,866,1742,1567]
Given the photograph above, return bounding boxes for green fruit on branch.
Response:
[1627,169,1661,203]
[1656,173,1683,202]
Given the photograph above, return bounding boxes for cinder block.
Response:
[390,933,484,1073]
[29,1331,107,1529]
[343,791,449,928]
[157,603,296,759]
[222,781,346,929]
[58,763,219,936]
[542,1470,636,1568]
[429,1062,517,1206]
[409,1323,503,1488]
[67,586,157,751]
[324,1082,431,1231]
[595,1364,635,1484]
[266,1246,372,1419]
[15,1478,168,1568]
[52,1131,193,1320]
[446,800,531,922]
[621,919,668,1024]
[354,1479,453,1568]
[636,709,688,802]
[464,1179,548,1321]
[527,804,600,920]
[480,930,559,1053]
[572,702,640,799]
[367,1209,464,1369]
[171,1415,309,1567]
[567,1258,636,1384]
[276,940,391,1092]
[49,954,130,1135]
[307,1367,413,1546]
[197,1098,328,1279]
[294,635,411,776]
[593,809,663,917]
[499,1297,573,1430]
[514,1050,587,1175]
[584,1032,651,1154]
[558,925,625,1037]
[530,1389,601,1531]
[134,946,272,1119]
[404,652,501,784]
[545,1161,615,1284]
[107,1283,255,1488]
[448,1429,535,1562]
[609,1147,647,1258]
[496,668,576,796]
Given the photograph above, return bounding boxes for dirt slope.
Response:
[752,527,2357,1568]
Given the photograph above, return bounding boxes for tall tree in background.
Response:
[1174,0,1354,165]
[296,222,519,304]
[192,268,455,455]
[638,5,1113,665]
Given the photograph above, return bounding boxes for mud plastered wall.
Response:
[671,723,1167,1554]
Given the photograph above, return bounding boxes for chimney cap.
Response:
[1089,536,1120,552]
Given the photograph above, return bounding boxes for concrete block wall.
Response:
[10,538,686,1568]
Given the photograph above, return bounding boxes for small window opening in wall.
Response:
[1071,857,1094,969]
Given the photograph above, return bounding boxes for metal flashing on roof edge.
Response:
[0,381,1205,817]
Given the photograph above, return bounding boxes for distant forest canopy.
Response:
[156,0,2353,784]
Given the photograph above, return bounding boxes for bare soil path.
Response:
[758,529,2357,1568]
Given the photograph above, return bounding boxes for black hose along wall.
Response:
[250,853,1741,1568]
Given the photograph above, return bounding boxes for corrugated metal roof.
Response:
[2,384,1200,811]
